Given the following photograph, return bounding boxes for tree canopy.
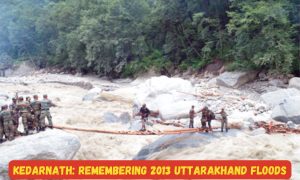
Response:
[0,0,299,77]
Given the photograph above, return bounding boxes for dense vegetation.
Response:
[0,0,299,77]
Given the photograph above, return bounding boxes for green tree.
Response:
[227,0,296,73]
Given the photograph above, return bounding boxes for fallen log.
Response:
[53,125,230,135]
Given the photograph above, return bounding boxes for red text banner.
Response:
[9,160,291,179]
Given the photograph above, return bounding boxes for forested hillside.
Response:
[0,0,299,77]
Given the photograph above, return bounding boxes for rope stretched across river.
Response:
[53,121,300,135]
[53,125,221,135]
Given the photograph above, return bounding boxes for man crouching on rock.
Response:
[137,104,150,131]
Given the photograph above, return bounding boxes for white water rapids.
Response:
[0,74,299,179]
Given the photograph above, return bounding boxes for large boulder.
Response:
[289,77,300,90]
[271,96,300,124]
[103,112,131,124]
[100,76,197,120]
[134,131,239,160]
[134,76,196,120]
[216,71,258,88]
[82,87,102,101]
[0,129,80,179]
[261,88,300,107]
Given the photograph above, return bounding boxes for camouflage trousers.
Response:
[20,112,30,132]
[12,114,19,135]
[34,111,41,128]
[221,119,228,132]
[3,121,14,140]
[189,118,194,128]
[40,110,53,128]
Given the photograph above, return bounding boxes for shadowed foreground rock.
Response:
[133,130,240,160]
[0,129,80,180]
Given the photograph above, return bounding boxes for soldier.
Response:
[220,108,228,132]
[0,105,15,141]
[200,106,208,130]
[189,105,195,128]
[206,107,215,131]
[31,95,41,132]
[26,96,35,131]
[40,94,56,130]
[9,98,19,136]
[137,104,150,131]
[16,96,31,135]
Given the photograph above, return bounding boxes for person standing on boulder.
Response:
[138,104,150,131]
[40,94,56,130]
[189,105,195,128]
[31,95,41,132]
[0,105,15,141]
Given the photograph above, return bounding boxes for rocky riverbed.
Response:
[0,72,300,179]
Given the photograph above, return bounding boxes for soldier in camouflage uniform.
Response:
[31,95,41,132]
[9,98,20,136]
[0,105,15,141]
[17,96,31,135]
[220,108,228,132]
[26,96,35,131]
[200,106,208,129]
[40,94,56,130]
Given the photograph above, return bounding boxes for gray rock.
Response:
[207,78,218,87]
[289,77,300,90]
[258,71,268,81]
[261,88,300,107]
[0,129,80,179]
[82,87,102,101]
[287,121,296,129]
[271,96,300,124]
[119,112,131,124]
[103,112,119,123]
[134,130,240,160]
[103,112,131,124]
[269,79,286,88]
[216,71,258,88]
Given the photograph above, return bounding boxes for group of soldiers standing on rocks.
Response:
[189,106,228,132]
[0,94,56,143]
[137,104,228,132]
